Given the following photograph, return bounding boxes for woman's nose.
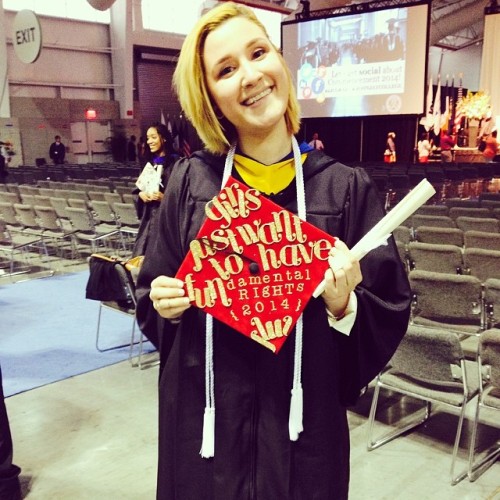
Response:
[240,61,261,87]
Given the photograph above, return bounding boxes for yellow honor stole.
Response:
[233,152,308,195]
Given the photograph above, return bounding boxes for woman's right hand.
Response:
[149,276,191,320]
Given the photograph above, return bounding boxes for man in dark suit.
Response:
[49,135,66,164]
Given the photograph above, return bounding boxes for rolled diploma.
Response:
[312,178,436,298]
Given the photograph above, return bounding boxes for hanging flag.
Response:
[432,75,442,136]
[448,75,456,134]
[420,75,433,131]
[454,73,464,135]
[441,75,450,132]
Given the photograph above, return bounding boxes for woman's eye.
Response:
[253,48,266,59]
[218,66,234,78]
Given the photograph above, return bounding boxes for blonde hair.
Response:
[173,1,301,155]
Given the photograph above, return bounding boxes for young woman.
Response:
[135,3,411,498]
[132,123,176,258]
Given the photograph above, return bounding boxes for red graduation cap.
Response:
[175,177,336,353]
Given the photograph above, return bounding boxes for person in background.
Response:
[308,131,324,150]
[49,135,66,165]
[417,131,432,163]
[482,130,499,162]
[135,3,411,499]
[132,123,177,258]
[0,147,7,184]
[127,135,137,162]
[0,364,21,500]
[440,129,455,163]
[384,131,396,162]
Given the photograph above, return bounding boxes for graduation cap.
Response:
[175,176,337,353]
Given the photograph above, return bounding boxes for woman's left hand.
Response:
[150,191,164,202]
[321,240,362,318]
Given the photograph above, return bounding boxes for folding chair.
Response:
[33,205,78,259]
[393,225,412,245]
[464,231,500,251]
[468,328,500,482]
[463,248,500,282]
[0,220,45,277]
[411,214,456,230]
[415,204,450,217]
[484,278,500,330]
[103,192,123,208]
[409,270,484,359]
[449,207,491,221]
[112,202,140,251]
[367,324,479,486]
[456,217,499,234]
[86,254,155,369]
[408,242,464,275]
[415,226,464,247]
[65,206,122,255]
[90,200,118,227]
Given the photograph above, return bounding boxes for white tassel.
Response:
[289,384,303,441]
[200,407,215,458]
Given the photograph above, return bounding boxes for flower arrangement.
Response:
[456,90,491,120]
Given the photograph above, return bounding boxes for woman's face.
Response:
[146,127,164,155]
[203,16,289,141]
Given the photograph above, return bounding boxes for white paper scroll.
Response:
[313,178,436,298]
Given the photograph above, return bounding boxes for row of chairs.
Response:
[6,162,141,185]
[403,213,500,233]
[397,241,500,282]
[367,271,500,485]
[0,186,135,207]
[395,225,500,250]
[0,198,140,274]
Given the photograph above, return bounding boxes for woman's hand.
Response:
[150,191,164,202]
[321,240,362,319]
[139,191,152,202]
[149,276,191,320]
[139,191,164,202]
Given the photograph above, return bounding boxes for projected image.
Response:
[282,3,429,118]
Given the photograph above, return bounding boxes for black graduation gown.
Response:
[135,149,411,500]
[132,157,175,258]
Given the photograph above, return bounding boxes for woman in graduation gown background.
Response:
[135,3,411,499]
[132,122,177,258]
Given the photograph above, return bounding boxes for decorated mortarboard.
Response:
[175,176,336,354]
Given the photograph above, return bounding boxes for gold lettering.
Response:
[205,197,232,228]
[190,238,216,271]
[257,244,281,271]
[235,221,261,246]
[244,188,262,211]
[258,220,282,245]
[272,210,307,243]
[206,277,232,307]
[312,239,334,260]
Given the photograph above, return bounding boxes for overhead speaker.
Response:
[87,0,117,11]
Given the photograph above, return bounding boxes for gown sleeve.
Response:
[333,167,412,406]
